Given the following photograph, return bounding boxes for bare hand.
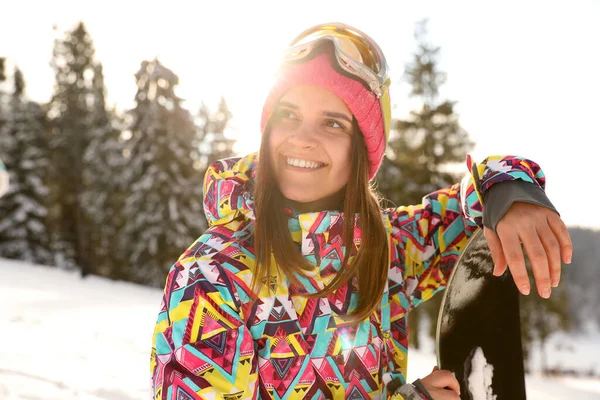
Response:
[419,366,460,399]
[484,202,573,298]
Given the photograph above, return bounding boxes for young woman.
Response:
[150,23,571,400]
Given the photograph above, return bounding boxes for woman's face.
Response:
[268,85,353,213]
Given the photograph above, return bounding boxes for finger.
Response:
[429,370,460,394]
[443,372,460,396]
[484,227,507,276]
[520,227,551,299]
[547,213,573,265]
[432,365,439,372]
[497,228,530,295]
[537,222,562,288]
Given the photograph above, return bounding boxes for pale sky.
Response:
[2,0,599,228]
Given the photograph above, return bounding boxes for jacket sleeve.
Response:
[386,155,549,310]
[390,383,431,399]
[150,237,257,399]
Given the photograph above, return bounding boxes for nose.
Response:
[287,123,318,149]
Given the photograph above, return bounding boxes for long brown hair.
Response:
[252,121,389,322]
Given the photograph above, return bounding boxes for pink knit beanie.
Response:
[260,50,387,180]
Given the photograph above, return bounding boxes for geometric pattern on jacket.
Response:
[151,152,547,399]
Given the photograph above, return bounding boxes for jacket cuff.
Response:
[393,380,433,400]
[483,180,559,232]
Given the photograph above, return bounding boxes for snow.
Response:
[528,328,600,374]
[1,258,600,399]
[467,347,497,400]
[526,375,600,400]
[0,258,159,400]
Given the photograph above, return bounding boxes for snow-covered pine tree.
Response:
[0,58,6,138]
[198,97,236,166]
[376,20,473,205]
[0,58,11,210]
[194,97,237,229]
[80,63,126,278]
[374,20,473,348]
[0,66,52,264]
[195,102,213,171]
[196,98,236,170]
[0,59,8,199]
[0,58,6,83]
[47,22,100,270]
[0,58,7,132]
[209,97,236,160]
[119,59,204,286]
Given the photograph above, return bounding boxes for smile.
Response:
[285,156,325,170]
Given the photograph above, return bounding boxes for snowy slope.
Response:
[0,259,158,400]
[1,259,599,399]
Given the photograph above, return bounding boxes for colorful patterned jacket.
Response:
[151,153,548,399]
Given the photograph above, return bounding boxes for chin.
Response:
[280,187,320,204]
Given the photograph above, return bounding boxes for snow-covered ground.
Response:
[1,259,599,399]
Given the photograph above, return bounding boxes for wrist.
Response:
[411,378,434,400]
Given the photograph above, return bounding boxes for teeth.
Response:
[287,157,322,169]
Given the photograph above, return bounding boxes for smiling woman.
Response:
[150,22,571,400]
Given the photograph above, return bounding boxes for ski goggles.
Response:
[282,23,392,140]
[283,23,390,99]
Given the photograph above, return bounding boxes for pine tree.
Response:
[0,58,7,130]
[0,66,52,264]
[0,58,6,83]
[376,20,473,204]
[196,97,236,168]
[0,60,14,233]
[118,59,205,285]
[206,97,236,163]
[0,59,9,206]
[375,20,473,348]
[80,64,126,278]
[0,58,6,138]
[193,98,237,229]
[47,22,100,270]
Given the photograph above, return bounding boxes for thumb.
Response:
[432,366,439,372]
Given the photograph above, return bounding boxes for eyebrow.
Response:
[277,101,353,124]
[277,101,298,110]
[322,111,352,124]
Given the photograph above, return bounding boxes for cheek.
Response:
[267,129,284,163]
[330,139,353,182]
[267,130,277,153]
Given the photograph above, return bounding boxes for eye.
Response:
[276,109,298,121]
[325,120,343,129]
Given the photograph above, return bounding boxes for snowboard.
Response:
[435,228,526,400]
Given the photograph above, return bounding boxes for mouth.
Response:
[282,154,327,171]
